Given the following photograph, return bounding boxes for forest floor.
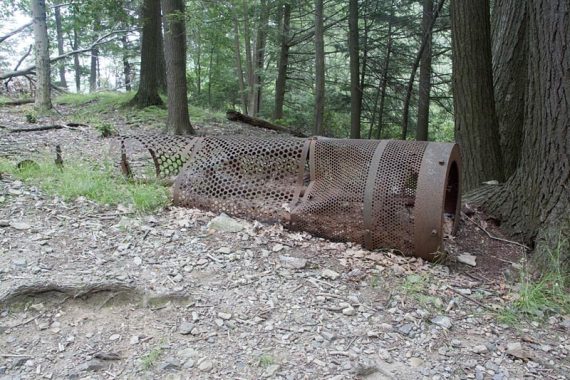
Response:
[0,95,569,380]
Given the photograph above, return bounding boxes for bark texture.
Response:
[54,1,67,88]
[162,0,194,135]
[348,0,361,139]
[416,0,433,141]
[233,16,248,114]
[313,0,325,135]
[485,0,569,243]
[31,0,52,110]
[491,0,527,178]
[131,0,163,107]
[451,0,503,191]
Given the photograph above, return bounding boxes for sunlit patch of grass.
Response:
[258,354,274,368]
[0,157,169,213]
[141,345,163,370]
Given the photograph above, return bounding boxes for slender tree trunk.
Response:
[194,31,201,96]
[54,1,67,88]
[313,0,325,135]
[131,0,163,107]
[402,0,445,139]
[359,0,369,134]
[485,0,569,247]
[31,0,52,110]
[207,45,214,108]
[162,0,194,134]
[233,16,248,114]
[89,46,98,92]
[157,16,167,93]
[348,0,361,139]
[491,0,527,178]
[372,20,393,140]
[252,0,269,116]
[73,27,80,92]
[243,0,255,115]
[416,0,433,141]
[122,35,132,91]
[273,3,290,120]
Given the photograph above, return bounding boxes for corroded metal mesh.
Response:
[118,135,460,259]
[173,136,307,223]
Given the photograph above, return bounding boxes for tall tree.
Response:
[31,0,52,110]
[491,0,527,178]
[53,1,67,88]
[416,0,433,141]
[131,0,163,107]
[273,2,291,120]
[313,0,325,135]
[252,0,269,116]
[162,0,194,134]
[485,0,569,245]
[450,0,503,191]
[233,15,248,114]
[348,0,361,139]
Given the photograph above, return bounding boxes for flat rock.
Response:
[321,269,340,280]
[457,253,477,266]
[218,312,232,320]
[506,342,529,360]
[10,221,30,230]
[279,255,307,269]
[207,213,246,233]
[264,364,280,377]
[472,345,488,354]
[179,322,194,335]
[77,359,105,372]
[197,358,213,372]
[431,315,452,329]
[398,323,414,336]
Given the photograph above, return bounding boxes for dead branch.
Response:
[0,22,32,44]
[462,212,530,250]
[8,125,65,133]
[226,110,306,137]
[0,99,34,106]
[0,29,130,80]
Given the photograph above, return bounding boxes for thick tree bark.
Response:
[54,1,67,88]
[31,0,52,110]
[273,3,290,121]
[416,0,433,141]
[485,0,569,244]
[131,0,163,108]
[313,0,325,135]
[491,0,527,178]
[162,0,194,134]
[89,45,98,93]
[348,0,361,139]
[451,0,503,191]
[157,17,167,93]
[371,15,393,140]
[233,16,248,114]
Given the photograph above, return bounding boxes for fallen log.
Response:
[8,124,65,133]
[0,99,34,106]
[226,110,306,137]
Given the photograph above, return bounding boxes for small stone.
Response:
[431,315,452,329]
[409,357,424,367]
[12,258,27,267]
[472,345,488,354]
[129,336,140,345]
[218,312,232,320]
[133,256,142,266]
[506,342,529,360]
[0,220,10,227]
[218,247,232,254]
[451,339,463,348]
[272,244,285,252]
[342,306,356,316]
[207,213,246,233]
[197,358,213,372]
[560,319,570,330]
[109,334,121,341]
[10,222,30,230]
[279,255,307,269]
[264,364,280,377]
[179,322,194,335]
[398,323,414,336]
[321,269,340,280]
[457,253,477,266]
[159,357,180,371]
[77,359,105,372]
[214,319,224,327]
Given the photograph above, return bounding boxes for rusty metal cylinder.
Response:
[119,135,461,260]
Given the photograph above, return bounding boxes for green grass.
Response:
[0,157,169,213]
[258,354,274,368]
[141,346,163,370]
[498,236,570,324]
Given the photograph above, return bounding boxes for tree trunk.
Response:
[485,0,569,244]
[313,0,325,135]
[273,3,290,120]
[122,35,132,91]
[73,27,81,92]
[249,0,268,116]
[157,16,167,93]
[54,1,67,88]
[207,45,214,108]
[372,16,393,140]
[416,0,433,141]
[162,0,194,135]
[131,0,163,108]
[31,0,52,110]
[491,0,527,178]
[193,30,201,96]
[451,0,503,191]
[233,16,248,114]
[89,46,98,92]
[243,0,255,115]
[348,0,361,139]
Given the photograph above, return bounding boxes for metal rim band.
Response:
[362,140,389,249]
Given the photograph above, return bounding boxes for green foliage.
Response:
[499,238,570,324]
[94,121,116,137]
[25,111,37,124]
[258,354,274,368]
[141,346,163,370]
[0,157,169,213]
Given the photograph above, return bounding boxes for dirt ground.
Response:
[1,103,569,380]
